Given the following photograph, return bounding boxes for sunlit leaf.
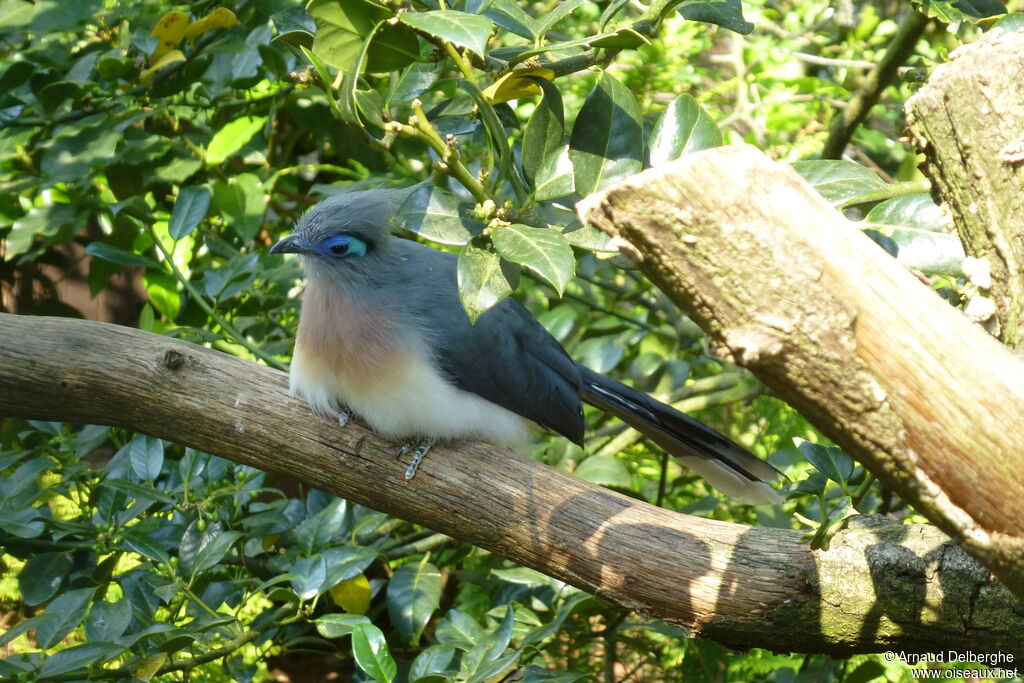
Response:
[792,160,888,206]
[570,71,644,196]
[457,239,513,322]
[206,116,267,166]
[492,223,574,294]
[522,77,564,183]
[352,624,398,683]
[648,94,723,166]
[677,0,754,34]
[400,10,494,57]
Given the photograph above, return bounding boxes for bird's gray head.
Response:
[269,186,418,283]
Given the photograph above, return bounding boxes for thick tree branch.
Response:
[906,28,1024,349]
[578,144,1024,602]
[0,313,1021,655]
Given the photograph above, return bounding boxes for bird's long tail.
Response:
[576,365,782,505]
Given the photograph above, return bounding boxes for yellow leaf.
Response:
[184,7,239,41]
[140,50,186,84]
[482,67,555,105]
[329,573,372,615]
[131,653,168,681]
[261,533,280,551]
[150,11,190,62]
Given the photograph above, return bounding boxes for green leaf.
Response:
[19,552,72,606]
[677,0,755,34]
[792,160,888,206]
[0,0,33,30]
[37,642,125,678]
[386,561,442,645]
[863,194,945,231]
[290,554,328,599]
[337,19,381,126]
[38,81,81,113]
[308,0,418,72]
[535,0,589,36]
[435,609,485,650]
[457,240,513,323]
[522,78,564,184]
[206,116,266,167]
[168,186,211,240]
[912,0,1005,30]
[36,587,96,649]
[99,478,176,505]
[845,659,889,683]
[0,508,45,538]
[40,121,122,184]
[863,195,965,277]
[387,61,439,106]
[570,71,644,197]
[492,224,574,294]
[799,442,854,487]
[574,454,632,488]
[295,498,349,554]
[574,335,625,373]
[212,173,265,242]
[534,144,575,200]
[84,242,159,269]
[562,222,616,252]
[410,644,457,681]
[400,10,494,57]
[85,598,132,642]
[0,612,55,648]
[397,185,484,245]
[123,528,171,563]
[483,0,538,39]
[316,613,371,638]
[352,623,398,683]
[522,591,593,646]
[993,12,1024,30]
[322,545,378,587]
[271,6,316,48]
[179,521,243,576]
[7,203,80,259]
[648,94,722,166]
[461,605,515,676]
[129,435,164,481]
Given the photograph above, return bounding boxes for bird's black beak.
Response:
[269,234,306,255]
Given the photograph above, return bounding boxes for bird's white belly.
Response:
[289,342,532,447]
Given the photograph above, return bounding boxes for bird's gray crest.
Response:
[294,184,423,246]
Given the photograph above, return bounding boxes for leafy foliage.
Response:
[0,0,1008,679]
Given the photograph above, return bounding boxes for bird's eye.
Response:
[328,243,349,256]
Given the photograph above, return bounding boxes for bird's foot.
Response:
[337,406,353,428]
[398,437,437,480]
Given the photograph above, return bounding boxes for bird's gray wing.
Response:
[431,296,586,443]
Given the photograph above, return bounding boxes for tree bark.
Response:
[906,28,1024,349]
[0,313,1021,656]
[578,144,1024,603]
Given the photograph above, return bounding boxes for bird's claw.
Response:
[398,437,437,479]
[337,406,353,427]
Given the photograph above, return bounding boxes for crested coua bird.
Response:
[270,187,782,505]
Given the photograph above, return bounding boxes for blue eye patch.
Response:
[317,234,368,259]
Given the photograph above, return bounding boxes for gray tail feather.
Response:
[577,365,782,505]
